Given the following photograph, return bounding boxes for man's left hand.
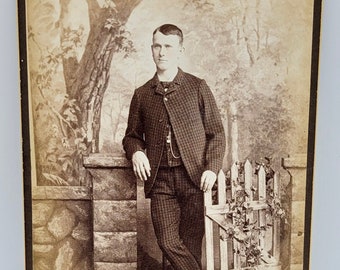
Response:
[200,170,217,192]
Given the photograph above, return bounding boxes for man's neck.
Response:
[157,68,178,82]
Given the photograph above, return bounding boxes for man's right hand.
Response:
[132,151,151,181]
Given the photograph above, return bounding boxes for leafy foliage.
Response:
[29,18,87,185]
[27,0,311,185]
[216,159,286,268]
[61,26,85,59]
[28,0,137,186]
[103,0,117,10]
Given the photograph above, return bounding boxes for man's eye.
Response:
[153,45,161,49]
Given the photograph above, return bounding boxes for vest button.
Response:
[164,97,168,102]
[158,119,163,123]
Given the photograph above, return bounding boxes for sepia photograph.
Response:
[18,0,322,269]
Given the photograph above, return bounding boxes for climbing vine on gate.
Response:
[214,159,287,268]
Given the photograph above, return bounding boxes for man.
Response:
[123,24,225,269]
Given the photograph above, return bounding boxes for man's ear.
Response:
[180,46,185,53]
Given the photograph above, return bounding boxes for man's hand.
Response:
[200,170,217,192]
[132,151,151,181]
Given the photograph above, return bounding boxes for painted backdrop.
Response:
[25,0,315,269]
[27,0,314,187]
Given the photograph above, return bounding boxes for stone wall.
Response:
[32,187,92,270]
[83,154,138,270]
[30,154,309,270]
[32,155,140,270]
[282,154,308,270]
[84,154,163,269]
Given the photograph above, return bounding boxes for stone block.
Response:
[290,232,304,264]
[89,169,137,200]
[54,238,83,270]
[65,201,92,222]
[94,200,137,232]
[282,155,307,168]
[291,201,305,233]
[33,244,54,256]
[291,170,307,201]
[47,207,76,240]
[32,201,55,227]
[94,262,138,270]
[32,186,91,200]
[94,232,137,263]
[33,226,56,244]
[72,221,92,241]
[83,154,131,168]
[290,264,303,270]
[33,258,52,270]
[74,258,93,270]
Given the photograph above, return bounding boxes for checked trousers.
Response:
[150,166,205,270]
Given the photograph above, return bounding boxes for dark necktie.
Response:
[161,81,171,92]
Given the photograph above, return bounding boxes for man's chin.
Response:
[156,64,179,73]
[156,64,169,71]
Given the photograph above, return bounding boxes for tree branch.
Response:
[58,0,72,27]
[59,0,82,95]
[37,86,77,137]
[114,0,142,22]
[86,0,102,29]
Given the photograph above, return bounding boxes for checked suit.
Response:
[123,68,226,197]
[123,68,226,269]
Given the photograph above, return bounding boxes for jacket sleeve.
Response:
[122,91,146,160]
[199,80,226,174]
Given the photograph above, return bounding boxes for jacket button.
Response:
[159,119,163,123]
[164,97,168,102]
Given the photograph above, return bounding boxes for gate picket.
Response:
[204,160,281,269]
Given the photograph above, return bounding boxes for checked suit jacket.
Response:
[123,68,226,197]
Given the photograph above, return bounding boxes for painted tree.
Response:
[29,0,141,185]
[28,0,308,185]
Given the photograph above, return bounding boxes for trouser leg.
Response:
[151,194,201,270]
[150,167,204,270]
[179,191,205,267]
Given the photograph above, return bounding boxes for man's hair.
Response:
[153,24,183,45]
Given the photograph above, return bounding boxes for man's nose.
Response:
[159,46,165,56]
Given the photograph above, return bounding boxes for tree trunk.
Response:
[57,0,140,184]
[59,0,141,153]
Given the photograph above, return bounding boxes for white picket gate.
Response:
[204,160,282,270]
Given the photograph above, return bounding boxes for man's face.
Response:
[151,31,183,72]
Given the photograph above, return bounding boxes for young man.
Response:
[123,24,226,269]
